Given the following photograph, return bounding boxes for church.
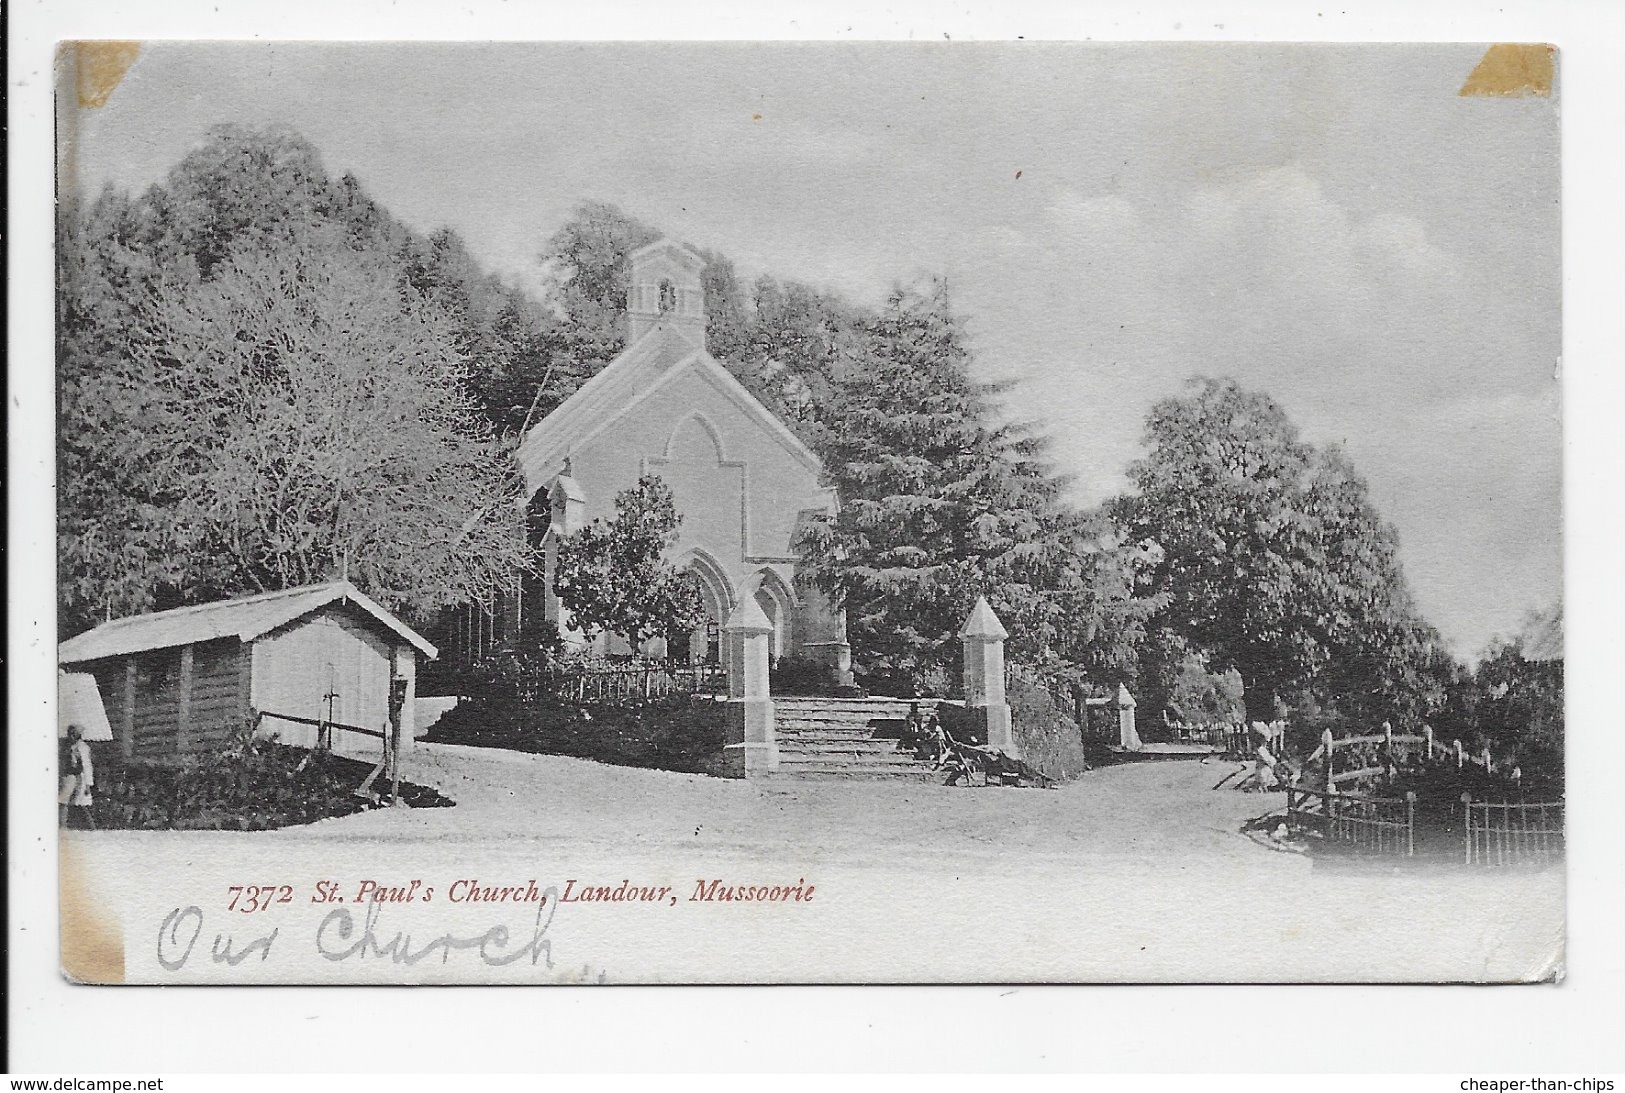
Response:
[439,239,850,683]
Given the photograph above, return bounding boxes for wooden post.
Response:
[1322,728,1335,793]
[1453,739,1465,769]
[388,676,407,807]
[1423,723,1434,760]
[1383,721,1395,785]
[1482,745,1493,772]
[176,645,195,755]
[121,660,137,761]
[1461,791,1474,865]
[1405,791,1417,857]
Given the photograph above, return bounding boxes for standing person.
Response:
[59,723,96,830]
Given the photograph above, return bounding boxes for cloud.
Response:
[969,164,1556,656]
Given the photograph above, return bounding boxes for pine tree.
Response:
[797,279,1079,688]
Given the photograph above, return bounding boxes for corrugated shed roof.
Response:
[58,581,437,664]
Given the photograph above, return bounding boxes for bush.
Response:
[425,693,731,776]
[1008,675,1091,783]
[771,656,838,696]
[91,727,454,831]
[856,662,951,699]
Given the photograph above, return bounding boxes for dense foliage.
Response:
[1005,675,1092,783]
[1113,378,1451,724]
[552,475,707,646]
[424,693,731,777]
[58,126,532,635]
[89,734,453,831]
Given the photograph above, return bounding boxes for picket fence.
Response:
[527,659,729,705]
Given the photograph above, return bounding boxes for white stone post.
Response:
[959,597,1016,757]
[1116,684,1140,751]
[722,598,777,776]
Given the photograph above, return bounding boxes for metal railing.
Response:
[1286,784,1417,856]
[1461,795,1564,866]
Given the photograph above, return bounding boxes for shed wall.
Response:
[251,604,401,754]
[185,638,247,752]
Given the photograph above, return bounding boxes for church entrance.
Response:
[672,553,734,670]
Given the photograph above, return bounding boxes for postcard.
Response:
[52,40,1563,985]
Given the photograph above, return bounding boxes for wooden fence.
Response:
[1162,720,1252,754]
[1461,795,1565,866]
[255,685,408,807]
[1282,724,1562,864]
[1310,723,1528,791]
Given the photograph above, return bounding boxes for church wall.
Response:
[564,365,833,611]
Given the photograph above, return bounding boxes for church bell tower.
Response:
[626,237,708,349]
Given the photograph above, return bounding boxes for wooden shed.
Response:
[58,582,437,761]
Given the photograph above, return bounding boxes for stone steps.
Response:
[776,722,900,737]
[767,696,942,783]
[776,737,910,753]
[763,767,942,783]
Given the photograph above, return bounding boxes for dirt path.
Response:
[311,743,1306,869]
[66,744,1564,983]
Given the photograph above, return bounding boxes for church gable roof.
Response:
[516,327,822,492]
[516,235,826,497]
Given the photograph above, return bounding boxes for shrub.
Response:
[425,693,731,776]
[856,662,951,699]
[91,724,454,830]
[1007,675,1091,783]
[771,656,837,696]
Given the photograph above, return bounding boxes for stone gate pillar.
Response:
[959,596,1017,758]
[722,598,778,777]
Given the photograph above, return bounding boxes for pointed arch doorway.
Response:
[750,569,794,665]
[673,551,735,669]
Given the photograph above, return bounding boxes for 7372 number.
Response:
[226,885,295,913]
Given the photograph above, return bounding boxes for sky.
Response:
[64,41,1562,660]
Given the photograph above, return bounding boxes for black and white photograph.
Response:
[40,36,1573,991]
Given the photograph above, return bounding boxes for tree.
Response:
[1113,377,1444,722]
[57,125,544,633]
[797,279,1080,687]
[1469,604,1564,790]
[395,226,571,439]
[552,475,707,647]
[1166,648,1247,724]
[59,186,203,632]
[102,236,530,617]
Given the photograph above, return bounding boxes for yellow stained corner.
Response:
[72,41,142,109]
[1459,43,1555,98]
[60,835,126,984]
